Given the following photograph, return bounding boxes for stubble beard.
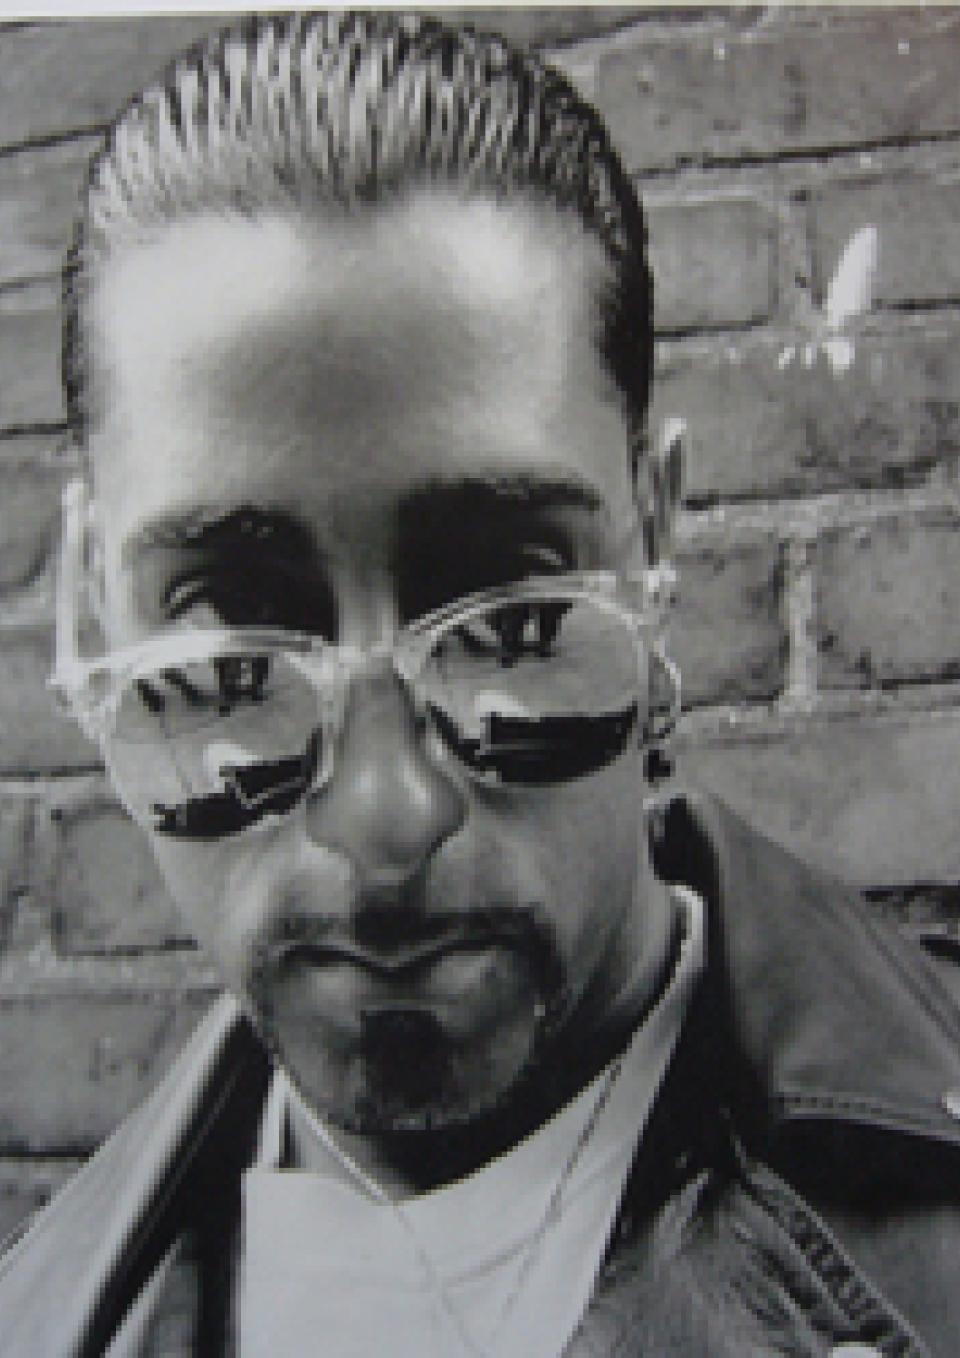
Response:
[244,908,569,1139]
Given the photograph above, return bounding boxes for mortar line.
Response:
[780,536,819,707]
[678,483,960,542]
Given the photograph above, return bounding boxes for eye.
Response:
[162,567,335,636]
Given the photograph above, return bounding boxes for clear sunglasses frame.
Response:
[51,479,681,809]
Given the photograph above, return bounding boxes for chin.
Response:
[262,999,549,1136]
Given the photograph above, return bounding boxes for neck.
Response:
[288,880,683,1195]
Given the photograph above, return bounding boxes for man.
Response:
[1,11,958,1355]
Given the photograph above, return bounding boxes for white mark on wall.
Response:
[822,223,878,373]
[779,224,878,377]
[825,225,878,332]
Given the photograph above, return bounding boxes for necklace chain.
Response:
[295,1054,626,1358]
[492,1054,626,1341]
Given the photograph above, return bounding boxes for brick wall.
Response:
[1,8,959,1238]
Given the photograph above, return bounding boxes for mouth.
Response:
[274,932,509,981]
[259,901,558,983]
[246,902,564,1049]
[252,917,557,1043]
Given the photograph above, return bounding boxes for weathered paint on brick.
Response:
[41,791,190,954]
[0,139,95,286]
[0,988,210,1152]
[0,19,229,148]
[0,626,99,772]
[0,282,63,431]
[649,197,777,332]
[671,537,786,706]
[574,13,960,172]
[816,513,960,689]
[652,327,960,504]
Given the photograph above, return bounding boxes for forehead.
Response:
[88,191,633,553]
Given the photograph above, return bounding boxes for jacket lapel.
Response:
[0,994,267,1358]
[653,792,960,1156]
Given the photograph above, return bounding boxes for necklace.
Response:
[491,1054,625,1342]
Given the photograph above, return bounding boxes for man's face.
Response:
[88,191,671,1133]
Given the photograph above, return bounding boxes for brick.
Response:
[649,198,776,333]
[0,988,209,1151]
[674,706,960,887]
[0,281,63,430]
[650,327,960,504]
[671,537,786,707]
[0,457,69,602]
[0,18,230,147]
[810,178,960,312]
[815,513,960,689]
[0,625,99,772]
[41,792,189,954]
[0,1158,81,1244]
[0,139,95,285]
[574,12,960,173]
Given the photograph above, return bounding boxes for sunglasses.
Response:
[52,481,680,840]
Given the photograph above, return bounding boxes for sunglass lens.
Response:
[106,650,320,837]
[423,597,645,786]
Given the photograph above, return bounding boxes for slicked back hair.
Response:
[63,10,653,458]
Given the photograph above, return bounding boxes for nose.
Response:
[305,664,467,881]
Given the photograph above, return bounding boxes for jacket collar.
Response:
[652,791,960,1153]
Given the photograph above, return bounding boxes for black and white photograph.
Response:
[0,6,958,1354]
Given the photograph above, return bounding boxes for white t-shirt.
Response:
[238,885,705,1358]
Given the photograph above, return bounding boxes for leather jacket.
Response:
[1,793,958,1355]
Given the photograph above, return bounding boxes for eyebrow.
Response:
[400,473,605,519]
[122,505,318,567]
[123,473,605,566]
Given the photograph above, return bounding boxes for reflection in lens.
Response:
[428,700,639,785]
[107,649,320,837]
[424,596,645,785]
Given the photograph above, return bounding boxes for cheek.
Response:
[147,835,252,980]
[478,751,643,951]
[146,823,353,991]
